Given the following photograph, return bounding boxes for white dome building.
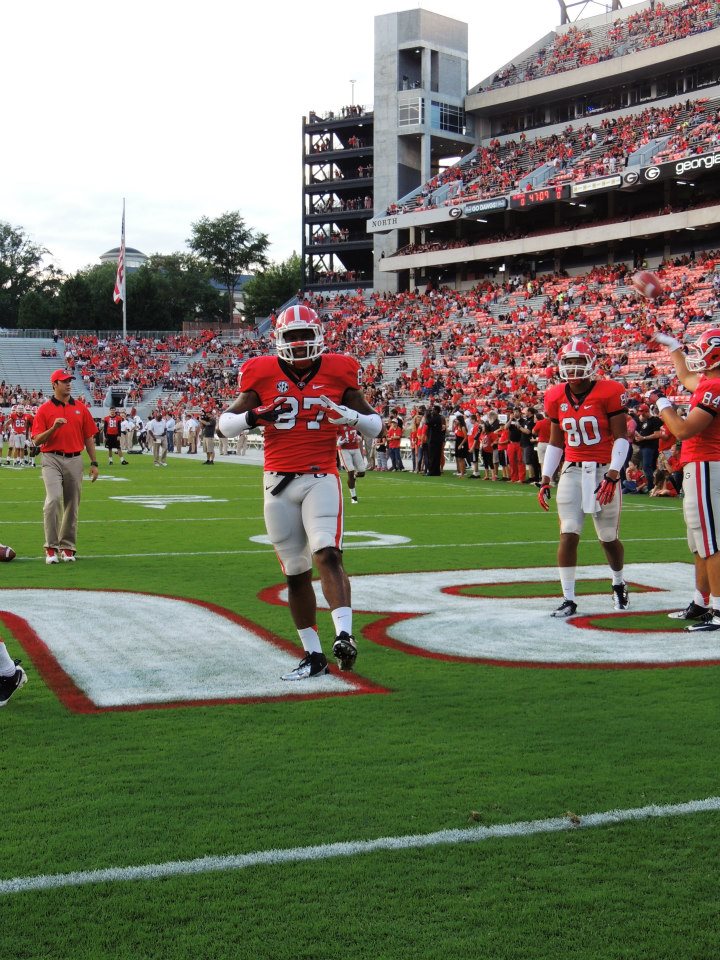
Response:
[99,247,148,270]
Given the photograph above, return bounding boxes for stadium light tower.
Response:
[557,0,623,23]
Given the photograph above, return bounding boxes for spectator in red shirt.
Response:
[386,419,404,471]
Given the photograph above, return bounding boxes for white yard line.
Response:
[0,505,662,523]
[2,796,718,896]
[8,536,689,561]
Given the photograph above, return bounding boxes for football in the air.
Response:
[631,270,664,299]
[0,544,16,562]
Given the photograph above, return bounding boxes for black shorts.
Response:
[106,435,121,451]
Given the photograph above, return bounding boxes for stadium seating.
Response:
[481,0,720,93]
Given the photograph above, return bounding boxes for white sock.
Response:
[0,641,16,677]
[695,589,710,608]
[711,596,720,613]
[611,569,625,586]
[331,606,353,636]
[558,568,576,602]
[298,626,322,655]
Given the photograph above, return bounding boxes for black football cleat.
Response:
[551,599,578,619]
[0,661,28,707]
[668,602,711,621]
[685,610,720,632]
[612,583,629,611]
[332,632,357,671]
[281,652,329,681]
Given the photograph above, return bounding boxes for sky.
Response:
[2,0,596,275]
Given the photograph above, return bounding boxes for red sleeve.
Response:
[83,406,98,439]
[31,406,51,438]
[544,385,560,422]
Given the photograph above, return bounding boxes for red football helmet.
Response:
[557,338,596,382]
[685,328,720,373]
[274,305,325,364]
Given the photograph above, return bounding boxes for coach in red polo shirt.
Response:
[32,370,99,564]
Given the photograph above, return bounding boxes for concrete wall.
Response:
[373,9,470,291]
[378,204,720,276]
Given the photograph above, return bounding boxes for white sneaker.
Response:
[45,548,59,565]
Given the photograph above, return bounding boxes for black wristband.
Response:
[90,460,99,467]
[603,473,619,484]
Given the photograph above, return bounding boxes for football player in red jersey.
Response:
[103,407,127,465]
[9,405,29,466]
[218,304,382,679]
[337,425,366,504]
[538,338,631,617]
[652,328,720,630]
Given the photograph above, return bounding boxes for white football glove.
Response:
[318,395,359,427]
[654,331,682,352]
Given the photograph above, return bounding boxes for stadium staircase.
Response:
[0,337,63,399]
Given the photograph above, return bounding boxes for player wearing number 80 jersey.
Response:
[218,305,382,679]
[539,338,630,618]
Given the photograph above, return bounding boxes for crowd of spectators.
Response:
[481,0,720,92]
[296,252,720,423]
[386,96,720,215]
[308,105,367,123]
[0,383,48,408]
[62,331,222,403]
[5,251,720,482]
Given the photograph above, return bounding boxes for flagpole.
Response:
[113,199,127,338]
[122,200,127,339]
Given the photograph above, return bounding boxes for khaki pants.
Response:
[151,435,168,464]
[41,453,85,551]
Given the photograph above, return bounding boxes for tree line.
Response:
[0,212,301,332]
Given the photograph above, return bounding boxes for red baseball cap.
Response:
[50,369,75,383]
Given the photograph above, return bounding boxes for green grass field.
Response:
[1,455,719,960]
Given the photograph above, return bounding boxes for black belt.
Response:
[270,472,299,496]
[45,451,81,458]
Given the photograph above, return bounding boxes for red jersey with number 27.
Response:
[544,379,627,463]
[681,376,720,462]
[238,353,363,474]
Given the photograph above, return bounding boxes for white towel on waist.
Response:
[582,462,600,514]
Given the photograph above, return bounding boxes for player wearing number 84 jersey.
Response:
[539,338,630,618]
[651,327,720,630]
[218,305,382,680]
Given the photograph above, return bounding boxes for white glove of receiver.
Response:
[318,395,359,427]
[654,331,682,352]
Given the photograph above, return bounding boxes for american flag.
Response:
[113,203,126,304]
